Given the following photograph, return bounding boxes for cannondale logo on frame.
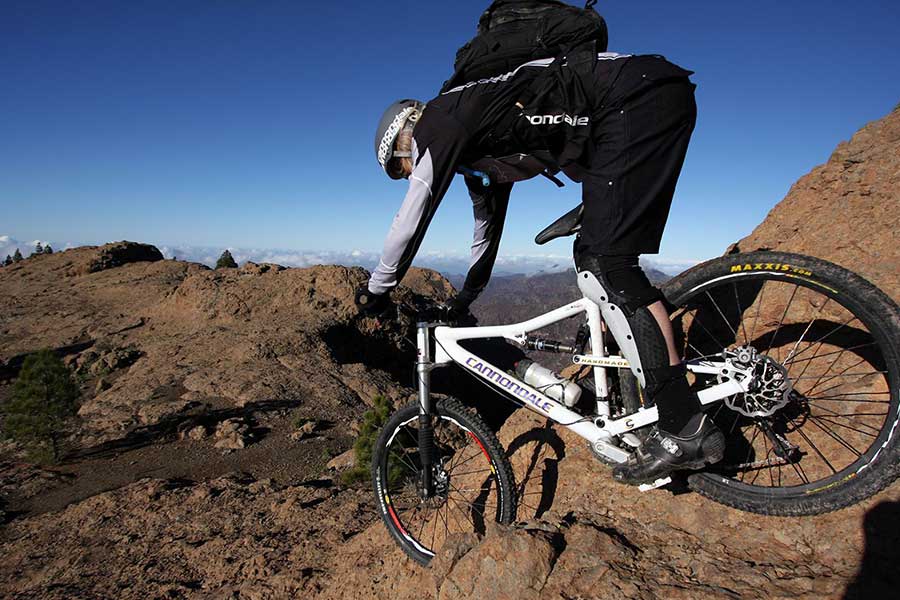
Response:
[525,113,590,126]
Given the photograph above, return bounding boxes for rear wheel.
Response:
[372,397,516,565]
[659,251,900,515]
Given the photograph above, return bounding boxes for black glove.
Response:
[445,287,479,321]
[355,286,392,318]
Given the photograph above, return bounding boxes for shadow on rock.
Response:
[507,421,566,519]
[322,322,416,382]
[67,398,302,461]
[844,500,900,599]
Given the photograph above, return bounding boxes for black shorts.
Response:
[576,70,697,256]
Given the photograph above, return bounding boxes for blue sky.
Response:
[2,1,899,274]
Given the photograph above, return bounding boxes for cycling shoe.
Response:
[613,414,725,485]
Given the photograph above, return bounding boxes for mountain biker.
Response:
[355,52,725,485]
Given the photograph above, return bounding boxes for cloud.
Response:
[1,233,700,277]
[641,257,703,275]
[0,235,53,260]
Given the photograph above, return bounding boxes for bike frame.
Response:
[417,295,754,464]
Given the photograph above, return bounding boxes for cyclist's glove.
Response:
[445,287,479,322]
[355,286,392,318]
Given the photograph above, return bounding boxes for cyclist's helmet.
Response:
[375,99,424,179]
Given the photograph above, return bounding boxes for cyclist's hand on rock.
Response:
[355,286,392,318]
[445,297,471,321]
[443,292,478,326]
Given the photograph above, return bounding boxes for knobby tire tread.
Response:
[371,397,516,565]
[661,251,900,516]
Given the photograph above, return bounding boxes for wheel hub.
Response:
[419,457,451,506]
[719,345,792,417]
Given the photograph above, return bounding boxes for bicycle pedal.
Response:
[638,476,672,492]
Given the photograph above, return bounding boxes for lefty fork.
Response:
[415,320,438,498]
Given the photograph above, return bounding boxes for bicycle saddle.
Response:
[534,204,583,245]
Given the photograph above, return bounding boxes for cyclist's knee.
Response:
[576,253,670,375]
[576,253,663,314]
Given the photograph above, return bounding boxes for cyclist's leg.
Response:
[577,76,698,426]
[576,76,723,482]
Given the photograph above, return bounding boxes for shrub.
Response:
[340,395,392,485]
[215,249,238,269]
[12,249,23,262]
[3,349,80,463]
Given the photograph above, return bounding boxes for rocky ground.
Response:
[1,104,899,598]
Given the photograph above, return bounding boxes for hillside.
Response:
[734,103,900,300]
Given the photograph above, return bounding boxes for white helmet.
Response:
[374,99,424,179]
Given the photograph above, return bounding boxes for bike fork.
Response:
[416,322,437,498]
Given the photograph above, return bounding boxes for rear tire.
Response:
[659,251,900,515]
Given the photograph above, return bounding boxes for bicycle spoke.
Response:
[686,310,729,351]
[783,342,876,367]
[740,425,763,483]
[447,467,494,478]
[429,505,438,553]
[765,285,799,360]
[791,419,838,474]
[447,446,485,472]
[446,495,477,530]
[806,363,881,398]
[803,354,868,395]
[748,280,767,343]
[727,412,742,436]
[814,415,879,438]
[806,390,889,397]
[776,431,810,485]
[806,416,862,458]
[388,447,421,476]
[733,281,750,346]
[761,431,776,487]
[706,290,739,341]
[783,315,860,364]
[792,371,885,381]
[784,298,831,364]
[806,377,882,402]
[808,396,889,404]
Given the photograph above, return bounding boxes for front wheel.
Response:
[662,251,900,515]
[372,397,516,565]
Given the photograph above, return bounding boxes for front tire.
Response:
[372,397,516,565]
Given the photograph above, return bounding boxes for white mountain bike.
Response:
[370,207,900,565]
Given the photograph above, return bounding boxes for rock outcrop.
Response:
[735,103,900,299]
[0,242,451,446]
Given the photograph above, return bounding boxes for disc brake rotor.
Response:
[718,345,793,418]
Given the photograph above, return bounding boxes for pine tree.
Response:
[33,242,44,256]
[3,349,80,463]
[215,249,238,269]
[3,255,11,266]
[44,245,54,255]
[13,249,23,262]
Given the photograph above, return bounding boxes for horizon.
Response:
[0,235,690,279]
[2,1,899,276]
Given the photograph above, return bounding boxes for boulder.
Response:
[82,241,164,275]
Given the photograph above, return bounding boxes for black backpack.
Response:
[441,0,608,92]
